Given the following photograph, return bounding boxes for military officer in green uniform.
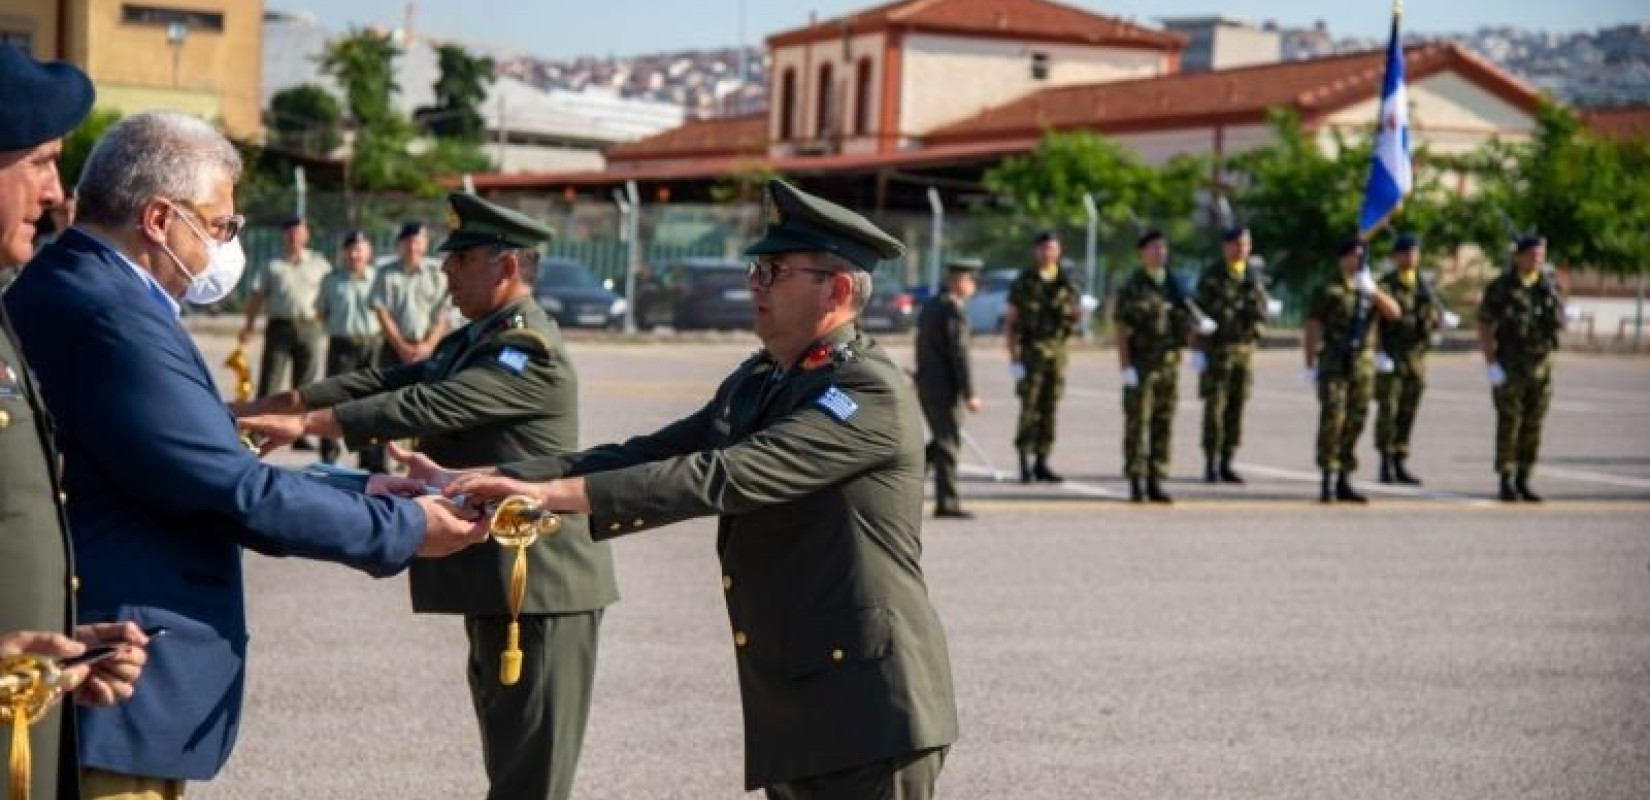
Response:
[915,257,983,519]
[1113,230,1195,503]
[432,179,959,799]
[1192,227,1271,483]
[1303,238,1399,503]
[1478,234,1567,502]
[1,43,149,800]
[233,193,619,800]
[1006,230,1080,483]
[1373,233,1447,485]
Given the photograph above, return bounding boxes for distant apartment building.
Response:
[2,0,264,138]
[1159,16,1280,72]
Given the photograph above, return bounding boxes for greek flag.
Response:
[1358,11,1412,234]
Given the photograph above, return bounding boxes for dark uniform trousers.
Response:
[1124,355,1179,480]
[1317,359,1375,472]
[919,394,964,512]
[1199,343,1253,459]
[764,747,948,800]
[255,317,322,400]
[1014,344,1066,456]
[1374,357,1426,458]
[1493,359,1553,476]
[319,335,384,469]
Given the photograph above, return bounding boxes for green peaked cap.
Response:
[437,192,555,252]
[743,179,905,270]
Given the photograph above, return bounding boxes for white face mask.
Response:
[158,205,247,306]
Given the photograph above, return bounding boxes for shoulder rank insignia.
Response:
[496,347,530,375]
[815,385,858,422]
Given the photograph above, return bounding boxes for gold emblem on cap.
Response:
[763,194,782,227]
[445,207,462,231]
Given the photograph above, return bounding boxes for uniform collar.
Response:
[1228,260,1247,279]
[1397,268,1417,287]
[465,294,535,344]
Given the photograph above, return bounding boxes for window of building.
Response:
[853,58,874,136]
[778,68,797,141]
[1031,51,1050,80]
[0,30,31,52]
[816,62,835,138]
[121,5,225,33]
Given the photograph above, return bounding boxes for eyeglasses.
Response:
[168,199,245,244]
[747,258,836,289]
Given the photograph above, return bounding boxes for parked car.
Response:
[861,273,918,333]
[964,269,1018,334]
[534,257,627,329]
[634,257,755,330]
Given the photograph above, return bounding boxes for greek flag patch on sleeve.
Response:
[496,347,530,374]
[815,386,858,422]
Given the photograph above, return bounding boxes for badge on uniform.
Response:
[815,386,858,423]
[496,347,529,375]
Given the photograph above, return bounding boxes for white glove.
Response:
[1121,366,1139,389]
[1303,366,1318,386]
[1196,316,1218,336]
[1441,311,1461,330]
[1486,362,1507,388]
[1353,269,1378,296]
[1266,298,1284,318]
[1375,353,1396,374]
[1079,294,1100,313]
[1189,350,1207,373]
[1564,305,1582,323]
[1010,362,1026,382]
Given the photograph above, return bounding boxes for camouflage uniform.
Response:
[1308,277,1376,471]
[1008,267,1080,457]
[1374,270,1439,460]
[1478,270,1564,477]
[1113,268,1192,479]
[1194,262,1267,461]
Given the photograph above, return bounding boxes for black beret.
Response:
[1514,233,1546,253]
[0,44,95,150]
[1135,229,1165,249]
[397,221,427,241]
[1221,226,1250,243]
[1392,233,1420,252]
[1336,237,1365,258]
[279,216,305,230]
[1033,230,1060,245]
[341,230,368,248]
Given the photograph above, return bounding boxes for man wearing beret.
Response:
[316,230,385,467]
[1005,231,1080,484]
[916,258,984,519]
[240,215,331,450]
[1478,234,1566,502]
[1191,226,1271,484]
[1373,233,1446,485]
[372,221,450,368]
[0,42,150,800]
[431,179,959,798]
[1303,238,1399,503]
[1113,230,1194,503]
[234,193,618,800]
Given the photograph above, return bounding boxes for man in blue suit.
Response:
[4,110,486,798]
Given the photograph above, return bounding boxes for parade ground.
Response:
[190,332,1650,799]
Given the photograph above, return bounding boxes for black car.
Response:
[634,258,755,331]
[860,277,917,333]
[533,257,627,329]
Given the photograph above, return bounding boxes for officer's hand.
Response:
[1354,269,1378,296]
[1196,316,1219,336]
[1120,366,1139,389]
[72,622,149,708]
[236,327,253,346]
[367,474,428,498]
[413,496,486,558]
[1441,311,1461,330]
[1486,362,1508,388]
[1266,298,1285,318]
[965,395,983,413]
[1375,352,1396,374]
[1009,362,1026,382]
[237,414,305,455]
[1189,350,1207,373]
[387,442,470,490]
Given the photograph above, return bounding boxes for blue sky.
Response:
[270,0,1647,59]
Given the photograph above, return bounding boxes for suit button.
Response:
[721,575,732,591]
[830,648,845,663]
[0,409,9,428]
[734,631,748,647]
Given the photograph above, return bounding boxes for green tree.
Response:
[419,44,496,142]
[58,109,123,190]
[268,83,343,156]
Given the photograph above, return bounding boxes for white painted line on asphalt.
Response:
[1233,461,1496,507]
[958,463,1126,498]
[1537,467,1650,490]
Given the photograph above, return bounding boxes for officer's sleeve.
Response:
[1476,281,1503,328]
[577,369,899,537]
[501,396,721,481]
[946,303,974,399]
[328,330,562,449]
[1305,285,1330,325]
[299,360,427,410]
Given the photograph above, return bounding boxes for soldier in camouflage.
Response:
[1478,234,1566,502]
[1304,238,1399,503]
[1192,227,1269,483]
[1113,230,1193,503]
[1373,233,1441,485]
[1006,231,1081,484]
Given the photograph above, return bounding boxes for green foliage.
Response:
[268,84,343,156]
[711,162,780,205]
[319,29,402,127]
[58,109,123,190]
[420,45,496,142]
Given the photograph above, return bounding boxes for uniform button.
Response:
[830,648,845,663]
[0,409,9,428]
[632,518,644,528]
[71,576,80,592]
[734,631,748,647]
[608,522,621,533]
[367,438,380,446]
[58,491,67,503]
[721,575,733,591]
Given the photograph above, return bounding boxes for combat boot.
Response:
[1320,471,1335,503]
[1378,453,1394,484]
[1515,470,1543,503]
[1218,455,1244,484]
[1033,456,1063,483]
[1498,473,1518,502]
[1205,454,1219,483]
[1392,457,1422,486]
[1335,471,1368,504]
[1019,452,1033,484]
[1146,477,1173,504]
[1129,477,1145,503]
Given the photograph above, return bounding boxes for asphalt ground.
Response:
[185,331,1650,799]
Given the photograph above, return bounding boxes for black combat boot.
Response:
[1515,470,1543,503]
[1129,477,1145,503]
[1033,456,1063,483]
[1019,452,1034,484]
[1335,471,1368,504]
[1146,477,1173,504]
[1320,471,1335,503]
[1392,457,1422,486]
[1205,454,1219,483]
[1218,455,1245,484]
[1498,473,1518,502]
[1378,453,1394,484]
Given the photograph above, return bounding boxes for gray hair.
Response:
[502,246,541,284]
[814,251,874,313]
[75,111,243,227]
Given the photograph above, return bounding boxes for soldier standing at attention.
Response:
[240,216,330,449]
[1478,234,1566,502]
[315,230,383,468]
[1191,227,1269,483]
[1374,233,1441,484]
[1113,230,1193,504]
[1005,231,1080,483]
[1303,238,1400,503]
[915,258,983,519]
[372,220,449,368]
[234,194,618,800]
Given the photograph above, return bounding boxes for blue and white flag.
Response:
[1358,12,1412,234]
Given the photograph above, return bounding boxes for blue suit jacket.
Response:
[4,230,427,781]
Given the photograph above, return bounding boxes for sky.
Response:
[270,0,1648,59]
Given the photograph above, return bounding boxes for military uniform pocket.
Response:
[785,606,893,679]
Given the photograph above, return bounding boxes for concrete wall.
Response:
[1320,71,1536,156]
